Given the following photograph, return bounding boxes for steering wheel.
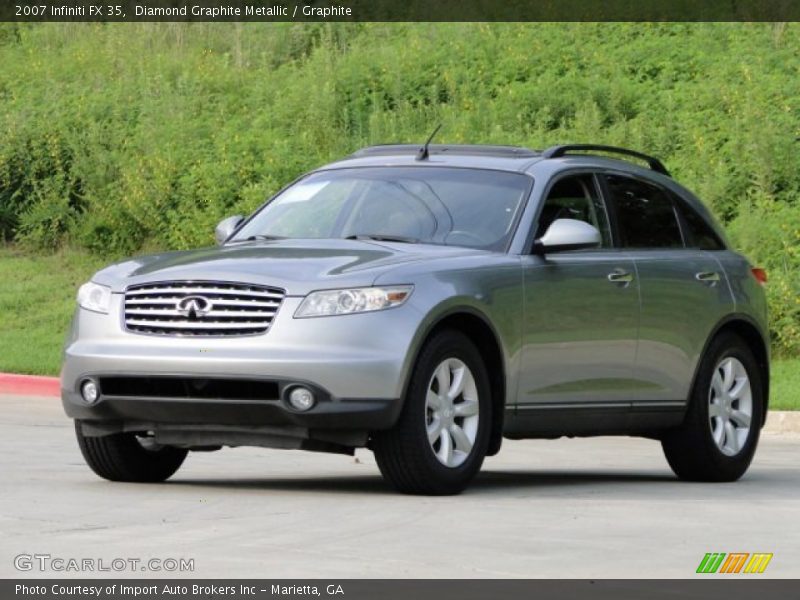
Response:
[445,230,488,247]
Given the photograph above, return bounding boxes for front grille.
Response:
[124,281,284,337]
[99,376,279,401]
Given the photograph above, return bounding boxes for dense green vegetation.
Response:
[0,22,798,358]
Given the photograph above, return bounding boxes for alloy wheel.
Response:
[425,358,480,468]
[708,356,753,457]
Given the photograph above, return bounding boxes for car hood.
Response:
[93,238,486,295]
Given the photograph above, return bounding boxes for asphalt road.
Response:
[1,394,798,579]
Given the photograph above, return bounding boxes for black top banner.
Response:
[3,0,800,22]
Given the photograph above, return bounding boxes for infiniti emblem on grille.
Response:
[176,296,212,318]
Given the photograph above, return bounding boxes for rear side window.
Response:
[604,175,684,248]
[674,195,725,250]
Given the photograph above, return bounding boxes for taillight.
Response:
[751,267,768,285]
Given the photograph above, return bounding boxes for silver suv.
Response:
[62,143,769,495]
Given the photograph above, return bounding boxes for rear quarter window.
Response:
[673,193,726,250]
[604,174,684,248]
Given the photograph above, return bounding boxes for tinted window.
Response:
[536,174,612,248]
[605,175,684,248]
[674,195,725,250]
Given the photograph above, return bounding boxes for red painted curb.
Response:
[0,373,60,397]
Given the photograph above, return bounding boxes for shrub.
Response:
[0,22,798,353]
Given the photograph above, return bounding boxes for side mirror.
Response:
[215,215,244,245]
[533,218,601,254]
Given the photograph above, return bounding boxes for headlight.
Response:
[77,282,112,314]
[295,286,413,318]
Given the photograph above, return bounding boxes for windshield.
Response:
[232,167,532,251]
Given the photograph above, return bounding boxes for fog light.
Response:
[288,387,315,411]
[80,379,99,404]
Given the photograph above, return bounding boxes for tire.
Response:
[75,421,187,483]
[661,332,764,482]
[372,330,492,495]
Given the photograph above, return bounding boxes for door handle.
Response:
[695,271,720,284]
[607,270,634,285]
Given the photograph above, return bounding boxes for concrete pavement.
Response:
[1,393,798,578]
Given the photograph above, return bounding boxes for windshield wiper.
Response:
[345,234,419,244]
[239,234,287,242]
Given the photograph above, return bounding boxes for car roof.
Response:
[321,144,546,173]
[319,144,672,180]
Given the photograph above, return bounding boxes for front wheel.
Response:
[372,330,491,495]
[75,421,187,482]
[661,333,764,482]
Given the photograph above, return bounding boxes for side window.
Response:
[605,175,684,249]
[673,194,725,250]
[536,174,612,248]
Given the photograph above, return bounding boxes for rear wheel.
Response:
[372,330,491,495]
[661,333,763,482]
[75,421,187,482]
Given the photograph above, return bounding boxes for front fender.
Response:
[380,260,524,408]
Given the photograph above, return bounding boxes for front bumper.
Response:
[62,295,420,442]
[63,385,401,430]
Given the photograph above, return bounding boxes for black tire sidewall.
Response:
[685,333,763,477]
[75,422,187,482]
[382,330,492,493]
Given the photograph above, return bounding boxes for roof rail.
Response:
[542,144,670,176]
[352,144,540,159]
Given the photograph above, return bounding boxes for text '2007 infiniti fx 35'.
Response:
[62,143,769,495]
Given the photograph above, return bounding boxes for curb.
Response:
[763,411,800,436]
[0,373,60,397]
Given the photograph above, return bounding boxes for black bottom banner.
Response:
[5,580,800,600]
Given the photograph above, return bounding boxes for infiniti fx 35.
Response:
[62,143,769,495]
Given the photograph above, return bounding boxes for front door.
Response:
[518,173,640,408]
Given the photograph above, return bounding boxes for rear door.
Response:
[601,173,732,405]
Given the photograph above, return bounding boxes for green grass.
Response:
[772,358,800,411]
[0,246,103,375]
[0,246,797,409]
